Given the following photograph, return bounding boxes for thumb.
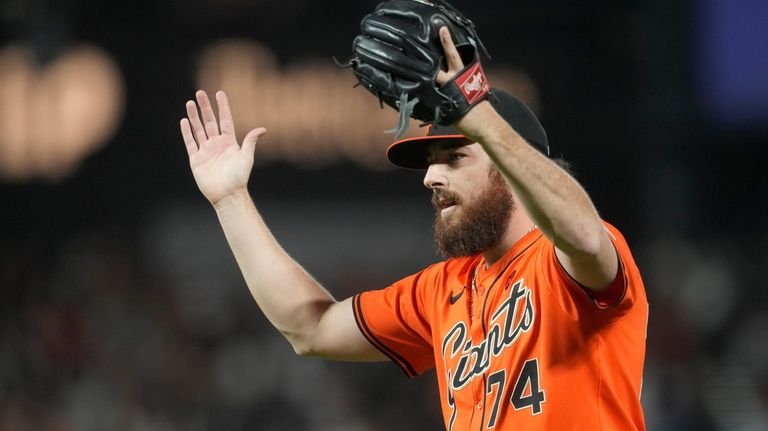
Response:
[242,127,267,154]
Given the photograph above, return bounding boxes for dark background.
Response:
[1,0,767,429]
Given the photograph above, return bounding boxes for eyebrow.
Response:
[426,140,472,163]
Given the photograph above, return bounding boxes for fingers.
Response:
[185,99,208,145]
[216,91,236,136]
[179,118,197,156]
[440,27,463,69]
[182,90,250,156]
[437,26,465,85]
[196,90,220,138]
[242,127,268,155]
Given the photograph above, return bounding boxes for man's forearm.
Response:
[213,190,337,352]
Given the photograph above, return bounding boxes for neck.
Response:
[481,212,534,267]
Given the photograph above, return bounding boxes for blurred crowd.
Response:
[1,201,767,430]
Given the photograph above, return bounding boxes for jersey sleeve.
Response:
[352,270,436,377]
[541,221,645,324]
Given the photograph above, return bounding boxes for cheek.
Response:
[460,175,492,203]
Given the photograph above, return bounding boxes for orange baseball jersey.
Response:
[353,222,648,430]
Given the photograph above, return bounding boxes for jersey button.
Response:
[477,285,485,295]
[475,401,483,410]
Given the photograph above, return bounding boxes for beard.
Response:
[432,167,515,258]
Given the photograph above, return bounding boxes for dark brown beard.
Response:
[433,167,515,258]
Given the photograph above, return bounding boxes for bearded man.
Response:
[179,26,648,431]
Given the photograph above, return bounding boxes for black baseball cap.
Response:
[386,89,549,169]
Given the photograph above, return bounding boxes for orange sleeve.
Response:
[540,221,643,324]
[353,270,436,377]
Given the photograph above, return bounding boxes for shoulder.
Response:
[599,220,642,277]
[433,255,480,280]
[382,256,479,306]
[407,256,478,289]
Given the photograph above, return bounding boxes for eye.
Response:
[448,152,465,163]
[427,147,467,165]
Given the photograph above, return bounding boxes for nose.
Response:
[423,164,447,190]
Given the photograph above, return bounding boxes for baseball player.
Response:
[179,2,647,429]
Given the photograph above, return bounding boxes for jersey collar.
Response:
[475,227,544,281]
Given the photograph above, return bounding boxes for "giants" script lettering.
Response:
[441,278,535,391]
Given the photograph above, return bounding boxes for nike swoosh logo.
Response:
[450,290,464,305]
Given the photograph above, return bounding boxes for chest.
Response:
[438,270,539,387]
[434,268,556,429]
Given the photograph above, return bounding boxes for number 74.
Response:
[486,358,546,428]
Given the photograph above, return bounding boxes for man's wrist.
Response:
[212,188,252,216]
[454,100,501,142]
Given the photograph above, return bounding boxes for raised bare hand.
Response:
[180,90,266,205]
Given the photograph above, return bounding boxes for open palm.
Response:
[180,90,266,205]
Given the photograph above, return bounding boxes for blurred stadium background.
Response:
[1,0,767,429]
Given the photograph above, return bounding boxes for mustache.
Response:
[431,189,461,209]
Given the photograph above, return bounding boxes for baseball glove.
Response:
[348,0,491,138]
